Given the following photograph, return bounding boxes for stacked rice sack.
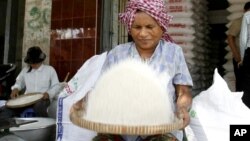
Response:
[166,0,215,96]
[224,0,248,91]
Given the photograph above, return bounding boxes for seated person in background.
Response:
[240,2,250,108]
[1,46,59,118]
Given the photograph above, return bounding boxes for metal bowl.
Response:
[9,118,56,141]
[0,134,26,141]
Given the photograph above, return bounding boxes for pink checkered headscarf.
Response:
[119,0,173,42]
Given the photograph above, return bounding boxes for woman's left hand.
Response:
[177,106,190,129]
[175,85,192,129]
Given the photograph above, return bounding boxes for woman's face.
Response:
[130,11,164,54]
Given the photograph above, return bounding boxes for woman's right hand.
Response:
[10,89,19,99]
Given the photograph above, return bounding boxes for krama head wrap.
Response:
[119,0,173,42]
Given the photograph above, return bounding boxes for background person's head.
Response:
[24,46,46,69]
[244,2,250,12]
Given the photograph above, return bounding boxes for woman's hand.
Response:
[175,85,192,128]
[73,98,84,110]
[238,61,243,68]
[10,88,19,99]
[177,106,190,129]
[43,92,50,100]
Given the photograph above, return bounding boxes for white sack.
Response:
[227,4,244,13]
[223,60,234,72]
[56,52,107,141]
[228,0,249,4]
[185,68,250,141]
[168,24,195,34]
[227,12,243,21]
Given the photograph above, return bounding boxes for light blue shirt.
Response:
[101,39,193,141]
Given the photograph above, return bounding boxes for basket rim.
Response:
[6,93,43,108]
[70,105,183,135]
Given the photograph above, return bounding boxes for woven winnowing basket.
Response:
[6,93,43,108]
[69,59,184,135]
[70,103,183,135]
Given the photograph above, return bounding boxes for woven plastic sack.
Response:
[185,69,250,141]
[56,52,107,141]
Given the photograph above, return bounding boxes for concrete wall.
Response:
[22,0,51,66]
